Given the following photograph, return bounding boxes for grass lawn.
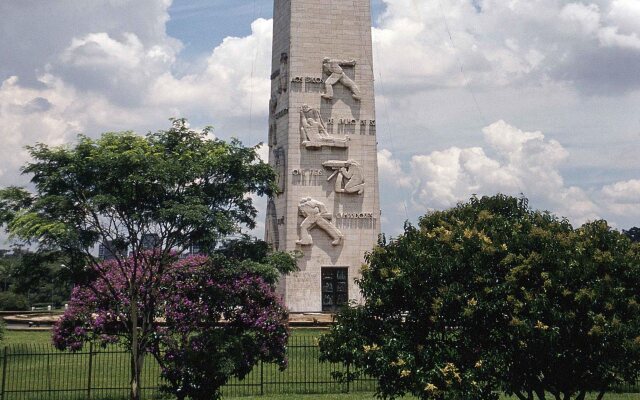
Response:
[2,329,52,346]
[1,329,637,400]
[224,394,640,399]
[1,328,330,346]
[0,328,373,399]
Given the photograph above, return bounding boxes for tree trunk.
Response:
[130,303,141,400]
[130,351,145,400]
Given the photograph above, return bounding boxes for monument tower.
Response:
[265,0,380,312]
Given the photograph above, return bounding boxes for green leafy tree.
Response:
[0,255,18,292]
[1,250,73,307]
[320,195,640,400]
[0,119,280,400]
[623,227,640,243]
[0,292,28,311]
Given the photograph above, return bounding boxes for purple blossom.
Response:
[52,251,289,400]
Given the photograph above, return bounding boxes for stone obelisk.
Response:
[265,0,380,312]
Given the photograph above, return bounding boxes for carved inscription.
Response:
[327,118,375,126]
[291,76,324,84]
[336,212,374,219]
[292,169,324,176]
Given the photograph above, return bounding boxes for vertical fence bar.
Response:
[346,362,350,393]
[87,342,94,400]
[260,360,264,396]
[46,346,52,396]
[1,347,7,400]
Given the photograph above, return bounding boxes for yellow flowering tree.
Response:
[319,195,640,400]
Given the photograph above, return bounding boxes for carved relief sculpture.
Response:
[273,147,286,193]
[323,159,365,195]
[269,94,278,115]
[265,198,280,250]
[300,104,349,149]
[279,52,289,95]
[322,58,361,101]
[268,122,277,147]
[296,197,344,246]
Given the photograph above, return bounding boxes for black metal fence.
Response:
[0,337,638,400]
[0,336,375,399]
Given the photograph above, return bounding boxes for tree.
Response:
[53,250,293,400]
[0,249,73,307]
[319,195,640,400]
[158,253,290,400]
[0,119,278,400]
[0,292,28,311]
[623,227,640,243]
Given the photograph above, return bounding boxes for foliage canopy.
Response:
[320,195,640,400]
[0,118,275,259]
[0,119,286,400]
[53,252,292,400]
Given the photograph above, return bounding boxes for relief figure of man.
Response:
[334,160,365,195]
[322,58,362,101]
[300,104,349,148]
[296,197,343,246]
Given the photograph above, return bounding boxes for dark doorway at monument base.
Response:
[321,267,349,313]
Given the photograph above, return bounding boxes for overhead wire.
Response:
[436,0,528,196]
[436,0,488,127]
[363,0,410,222]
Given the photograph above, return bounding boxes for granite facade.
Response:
[266,0,380,312]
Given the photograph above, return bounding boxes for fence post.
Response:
[346,362,350,393]
[87,342,94,400]
[1,347,8,400]
[260,360,264,396]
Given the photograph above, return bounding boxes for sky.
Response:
[1,0,639,245]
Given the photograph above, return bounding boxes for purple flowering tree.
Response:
[54,253,291,400]
[1,120,281,400]
[158,254,289,400]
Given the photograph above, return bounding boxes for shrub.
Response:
[320,195,640,400]
[0,292,29,311]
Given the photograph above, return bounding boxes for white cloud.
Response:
[600,179,640,218]
[0,75,81,184]
[255,143,269,162]
[379,120,603,225]
[598,27,640,50]
[1,0,639,240]
[607,0,640,33]
[148,18,273,118]
[377,149,411,188]
[0,6,274,186]
[560,3,602,35]
[372,0,640,93]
